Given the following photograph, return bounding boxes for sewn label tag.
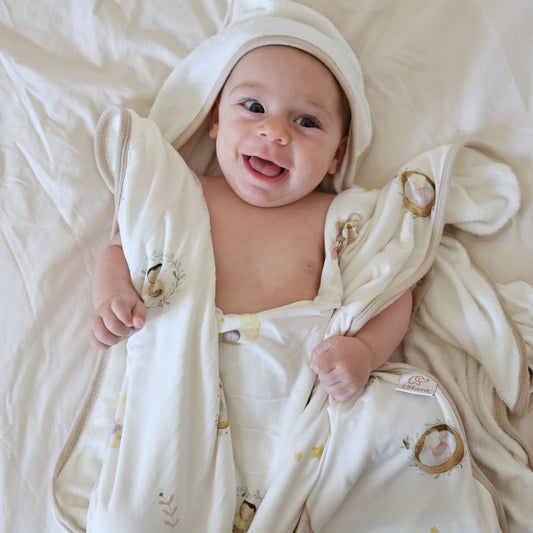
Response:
[396,373,438,397]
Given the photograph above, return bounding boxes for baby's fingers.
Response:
[131,299,147,330]
[88,294,146,349]
[98,302,135,337]
[109,296,138,328]
[110,296,146,331]
[89,317,122,348]
[309,337,338,375]
[315,370,358,403]
[328,385,358,403]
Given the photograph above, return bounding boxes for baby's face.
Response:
[210,45,348,207]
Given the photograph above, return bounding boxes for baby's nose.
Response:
[257,118,290,146]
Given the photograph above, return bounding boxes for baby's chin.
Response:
[232,185,318,209]
[228,183,290,208]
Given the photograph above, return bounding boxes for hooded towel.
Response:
[148,0,372,193]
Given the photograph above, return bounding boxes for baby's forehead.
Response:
[229,45,350,128]
[223,45,347,104]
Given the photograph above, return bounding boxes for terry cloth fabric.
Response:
[148,0,372,193]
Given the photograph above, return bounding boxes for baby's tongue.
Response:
[249,156,283,177]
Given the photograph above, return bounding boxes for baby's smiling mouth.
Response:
[247,155,286,177]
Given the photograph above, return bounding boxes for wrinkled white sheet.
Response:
[1,1,532,532]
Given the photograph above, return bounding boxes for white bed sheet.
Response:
[1,1,531,532]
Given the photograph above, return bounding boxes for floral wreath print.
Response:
[234,487,263,533]
[140,251,185,309]
[402,421,465,476]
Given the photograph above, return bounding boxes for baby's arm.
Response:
[89,231,147,349]
[310,289,412,402]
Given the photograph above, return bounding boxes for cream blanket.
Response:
[52,0,533,531]
[52,106,530,533]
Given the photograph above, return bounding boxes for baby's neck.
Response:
[199,176,334,314]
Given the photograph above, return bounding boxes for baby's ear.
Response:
[209,100,220,140]
[327,135,348,175]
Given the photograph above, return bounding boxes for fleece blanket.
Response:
[52,106,525,533]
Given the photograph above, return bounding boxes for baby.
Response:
[89,45,412,403]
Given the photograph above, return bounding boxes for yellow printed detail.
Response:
[311,444,324,459]
[217,380,229,430]
[219,314,261,345]
[294,452,303,462]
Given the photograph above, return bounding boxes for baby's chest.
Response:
[209,204,327,314]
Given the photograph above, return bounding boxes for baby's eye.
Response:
[295,116,318,128]
[243,100,265,113]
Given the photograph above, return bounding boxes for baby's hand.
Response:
[310,336,373,403]
[89,294,147,349]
